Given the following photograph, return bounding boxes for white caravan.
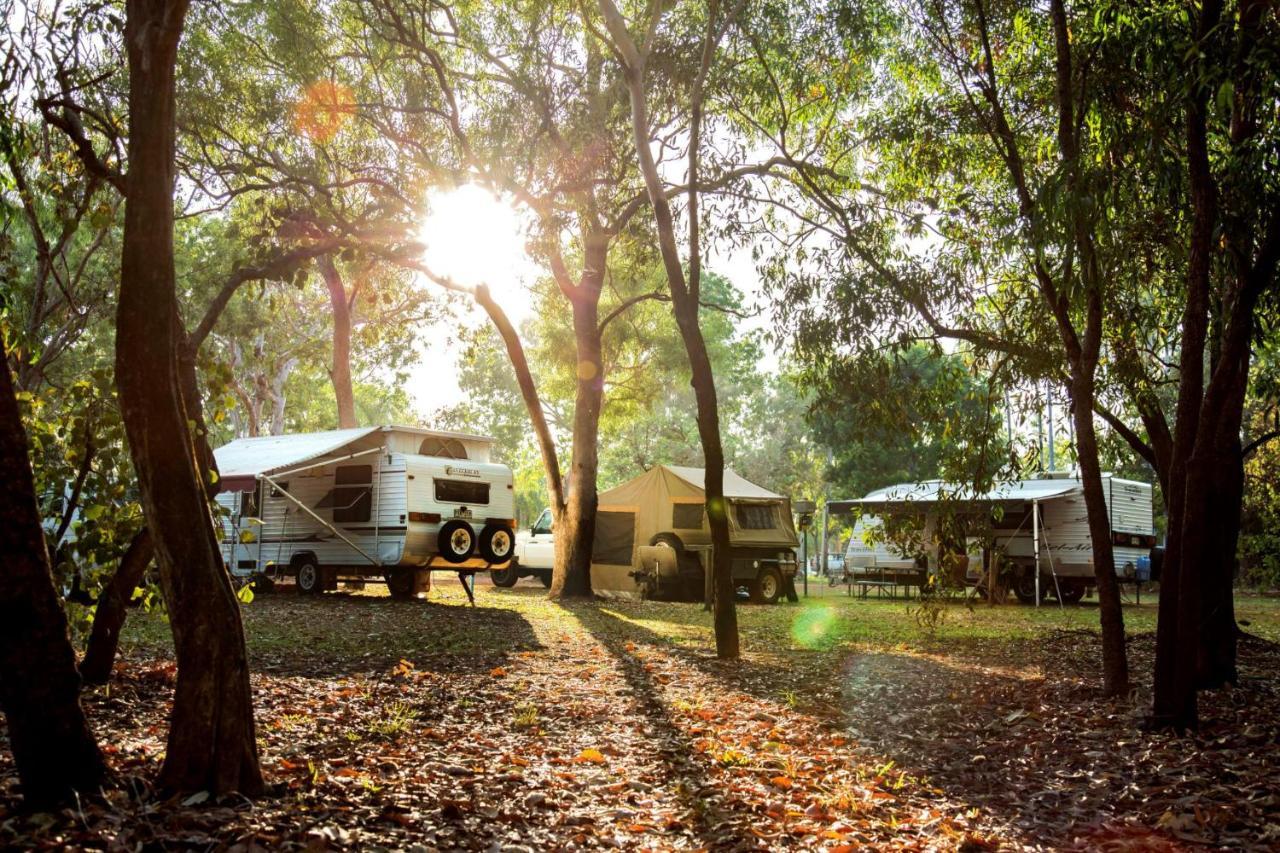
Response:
[214,426,515,600]
[834,474,1158,603]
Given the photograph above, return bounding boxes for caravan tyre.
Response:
[437,519,476,564]
[386,569,416,599]
[295,559,322,595]
[479,524,515,564]
[1013,569,1046,604]
[490,562,520,588]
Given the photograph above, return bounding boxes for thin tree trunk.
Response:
[118,0,262,795]
[599,0,739,657]
[318,255,357,429]
[79,528,154,685]
[1071,371,1129,696]
[0,353,106,809]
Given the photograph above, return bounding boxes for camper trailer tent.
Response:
[832,475,1158,604]
[590,465,799,603]
[214,426,515,599]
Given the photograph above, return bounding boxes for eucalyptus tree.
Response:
[743,0,1194,695]
[352,0,686,597]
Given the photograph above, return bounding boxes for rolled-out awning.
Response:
[828,478,1082,515]
[212,427,380,492]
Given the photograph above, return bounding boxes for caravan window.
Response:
[435,479,490,505]
[672,503,704,529]
[735,503,776,530]
[333,465,373,523]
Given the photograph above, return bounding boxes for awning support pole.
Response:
[1033,499,1040,608]
[259,472,380,566]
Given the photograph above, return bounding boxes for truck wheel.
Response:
[479,524,515,564]
[437,519,476,563]
[1013,569,1046,604]
[295,558,323,595]
[1057,580,1086,605]
[752,566,783,604]
[386,568,416,599]
[538,570,552,589]
[490,562,520,588]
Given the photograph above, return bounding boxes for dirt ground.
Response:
[1,579,1277,851]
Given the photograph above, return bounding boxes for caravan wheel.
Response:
[479,524,515,563]
[295,559,322,595]
[1013,569,1046,604]
[437,520,476,564]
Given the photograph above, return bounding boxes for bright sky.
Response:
[407,186,541,414]
[404,186,776,418]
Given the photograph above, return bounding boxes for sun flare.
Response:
[417,185,536,322]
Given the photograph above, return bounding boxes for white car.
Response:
[491,507,554,588]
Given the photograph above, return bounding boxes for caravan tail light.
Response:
[409,512,442,524]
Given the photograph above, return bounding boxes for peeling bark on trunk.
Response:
[79,528,154,685]
[118,0,262,795]
[0,353,106,809]
[318,255,357,429]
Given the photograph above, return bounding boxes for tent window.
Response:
[592,511,635,565]
[672,503,704,529]
[419,437,468,460]
[735,503,776,530]
[333,465,373,523]
[436,479,489,505]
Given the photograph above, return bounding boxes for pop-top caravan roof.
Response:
[591,466,799,578]
[214,425,494,493]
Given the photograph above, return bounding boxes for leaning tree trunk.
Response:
[318,255,357,429]
[118,0,262,795]
[0,355,106,808]
[1071,369,1129,697]
[79,528,154,685]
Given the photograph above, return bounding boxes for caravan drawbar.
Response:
[214,426,515,600]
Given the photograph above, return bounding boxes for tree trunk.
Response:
[79,528,154,685]
[549,255,607,599]
[118,0,262,795]
[318,255,357,429]
[1071,370,1129,697]
[0,354,106,809]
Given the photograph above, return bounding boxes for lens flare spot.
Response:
[577,360,598,381]
[293,80,355,143]
[791,604,839,650]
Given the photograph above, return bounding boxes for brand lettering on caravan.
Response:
[446,465,481,478]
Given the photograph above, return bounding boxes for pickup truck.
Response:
[490,507,553,588]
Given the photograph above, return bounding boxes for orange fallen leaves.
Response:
[770,775,793,789]
[489,666,508,677]
[574,748,607,765]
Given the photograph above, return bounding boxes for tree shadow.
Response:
[560,602,741,848]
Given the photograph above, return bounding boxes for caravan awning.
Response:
[827,478,1082,514]
[213,427,380,492]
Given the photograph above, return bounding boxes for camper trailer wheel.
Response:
[751,566,783,604]
[437,519,476,563]
[1013,569,1047,604]
[479,524,515,563]
[294,558,322,595]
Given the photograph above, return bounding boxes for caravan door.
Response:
[229,485,262,578]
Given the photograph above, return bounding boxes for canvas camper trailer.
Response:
[589,465,799,604]
[832,474,1159,604]
[214,425,515,600]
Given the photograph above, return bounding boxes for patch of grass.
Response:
[367,701,420,739]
